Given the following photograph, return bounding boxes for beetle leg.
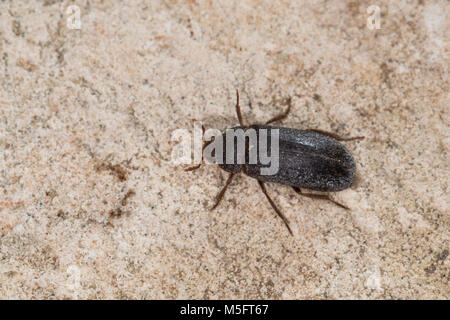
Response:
[235,89,245,127]
[292,187,350,210]
[184,164,201,171]
[306,129,364,141]
[184,140,207,171]
[258,181,293,236]
[211,173,235,210]
[185,124,206,172]
[265,97,292,125]
[184,140,214,171]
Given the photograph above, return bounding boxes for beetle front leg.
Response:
[307,129,364,141]
[292,187,350,210]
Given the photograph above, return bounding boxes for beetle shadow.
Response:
[351,171,364,189]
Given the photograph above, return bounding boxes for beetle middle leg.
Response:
[211,172,235,210]
[292,187,350,210]
[306,129,364,141]
[258,180,293,235]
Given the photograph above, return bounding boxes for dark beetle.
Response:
[218,125,355,191]
[186,90,363,235]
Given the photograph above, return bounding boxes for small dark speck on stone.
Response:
[6,271,17,277]
[121,189,136,206]
[44,0,60,6]
[109,207,123,218]
[313,93,321,102]
[425,264,436,274]
[96,163,129,182]
[437,249,448,261]
[12,20,24,37]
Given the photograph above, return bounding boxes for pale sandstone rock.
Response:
[0,0,448,299]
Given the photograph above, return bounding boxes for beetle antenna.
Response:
[235,89,245,126]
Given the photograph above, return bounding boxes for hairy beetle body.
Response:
[186,89,363,235]
[218,126,355,192]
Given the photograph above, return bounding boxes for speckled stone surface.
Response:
[0,0,448,299]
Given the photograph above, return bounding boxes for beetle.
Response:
[186,90,363,235]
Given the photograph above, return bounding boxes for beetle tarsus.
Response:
[292,187,350,210]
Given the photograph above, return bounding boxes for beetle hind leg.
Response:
[211,173,235,210]
[292,187,350,210]
[258,181,293,235]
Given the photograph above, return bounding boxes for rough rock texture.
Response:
[0,0,448,299]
